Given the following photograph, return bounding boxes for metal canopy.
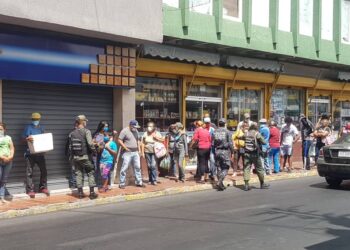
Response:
[226,55,281,72]
[142,44,220,65]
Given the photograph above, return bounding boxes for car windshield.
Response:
[334,134,350,144]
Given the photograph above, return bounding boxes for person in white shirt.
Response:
[280,117,300,173]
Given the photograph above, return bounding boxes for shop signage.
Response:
[310,98,330,104]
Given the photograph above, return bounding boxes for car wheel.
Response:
[325,177,342,188]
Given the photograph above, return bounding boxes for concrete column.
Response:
[112,87,136,185]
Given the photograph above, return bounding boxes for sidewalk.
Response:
[0,162,319,219]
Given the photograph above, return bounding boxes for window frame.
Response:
[223,0,243,22]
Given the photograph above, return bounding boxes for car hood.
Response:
[325,143,350,150]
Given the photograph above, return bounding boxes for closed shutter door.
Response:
[3,81,113,193]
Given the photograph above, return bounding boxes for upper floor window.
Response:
[190,0,213,15]
[223,0,242,21]
[163,0,179,8]
[321,0,333,40]
[342,0,350,43]
[299,0,313,36]
[252,0,270,27]
[278,0,291,32]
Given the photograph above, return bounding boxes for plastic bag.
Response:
[159,155,170,170]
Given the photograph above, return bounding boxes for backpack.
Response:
[154,142,167,159]
[69,128,87,157]
[244,131,258,153]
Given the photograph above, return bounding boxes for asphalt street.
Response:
[0,176,349,250]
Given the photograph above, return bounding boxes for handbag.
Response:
[154,142,167,159]
[190,139,199,150]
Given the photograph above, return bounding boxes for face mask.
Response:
[147,127,154,133]
[0,131,4,138]
[32,121,40,126]
[103,127,109,132]
[104,136,110,143]
[131,127,138,132]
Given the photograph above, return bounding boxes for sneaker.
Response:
[119,185,126,189]
[179,179,185,183]
[27,191,35,198]
[89,192,98,200]
[260,183,270,189]
[136,183,146,188]
[244,184,251,191]
[151,182,157,186]
[39,188,50,196]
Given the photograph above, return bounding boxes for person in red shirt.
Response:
[269,121,281,173]
[191,121,211,183]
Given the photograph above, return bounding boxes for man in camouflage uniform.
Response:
[212,118,233,191]
[241,123,270,191]
[69,115,98,199]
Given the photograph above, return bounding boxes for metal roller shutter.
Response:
[3,81,113,193]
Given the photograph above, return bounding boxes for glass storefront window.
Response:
[308,96,330,126]
[299,0,313,36]
[223,0,242,21]
[136,77,180,132]
[334,101,350,131]
[342,0,350,43]
[252,0,270,27]
[163,0,179,8]
[321,0,333,40]
[270,89,305,128]
[227,90,262,128]
[278,0,291,32]
[189,0,213,15]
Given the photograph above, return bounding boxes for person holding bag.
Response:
[141,122,164,185]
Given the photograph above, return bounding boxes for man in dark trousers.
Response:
[69,115,98,199]
[212,118,233,191]
[300,114,314,170]
[23,112,49,198]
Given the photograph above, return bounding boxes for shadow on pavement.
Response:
[309,180,350,191]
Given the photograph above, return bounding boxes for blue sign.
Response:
[0,31,105,84]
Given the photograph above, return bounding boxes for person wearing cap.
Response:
[172,122,189,183]
[212,118,233,191]
[259,118,271,175]
[117,120,145,189]
[203,114,216,181]
[22,112,49,198]
[300,114,314,170]
[237,113,253,131]
[68,115,98,199]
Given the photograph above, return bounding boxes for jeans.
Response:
[315,142,325,163]
[145,153,158,183]
[209,150,217,177]
[168,152,177,176]
[302,140,312,169]
[119,151,143,186]
[269,147,280,173]
[174,150,185,180]
[25,154,47,192]
[94,154,102,188]
[0,162,12,198]
[197,148,210,177]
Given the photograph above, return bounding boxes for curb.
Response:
[0,170,318,220]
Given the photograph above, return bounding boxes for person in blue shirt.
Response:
[22,112,49,198]
[259,118,271,175]
[99,131,118,192]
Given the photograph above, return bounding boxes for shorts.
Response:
[100,162,113,179]
[280,145,293,156]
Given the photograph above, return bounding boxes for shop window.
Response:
[334,101,350,131]
[299,0,313,36]
[136,77,180,132]
[190,0,213,15]
[307,96,330,126]
[227,90,262,128]
[321,0,333,40]
[278,0,291,32]
[342,0,350,43]
[163,0,179,8]
[252,0,270,27]
[223,0,242,21]
[270,89,305,128]
[187,85,222,98]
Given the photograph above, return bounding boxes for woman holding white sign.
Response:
[0,123,15,204]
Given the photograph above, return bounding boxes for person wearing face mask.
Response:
[68,115,98,199]
[0,123,15,204]
[166,124,177,178]
[172,122,189,183]
[118,120,145,189]
[99,131,118,192]
[93,121,110,187]
[23,112,49,198]
[141,122,164,185]
[203,115,216,181]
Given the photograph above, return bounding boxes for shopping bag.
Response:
[309,143,316,157]
[159,155,170,170]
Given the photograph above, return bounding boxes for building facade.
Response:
[136,0,350,133]
[0,0,162,192]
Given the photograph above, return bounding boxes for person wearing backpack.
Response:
[212,118,233,191]
[141,122,164,185]
[68,115,98,199]
[240,123,269,191]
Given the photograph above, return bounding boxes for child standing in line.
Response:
[99,131,118,192]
